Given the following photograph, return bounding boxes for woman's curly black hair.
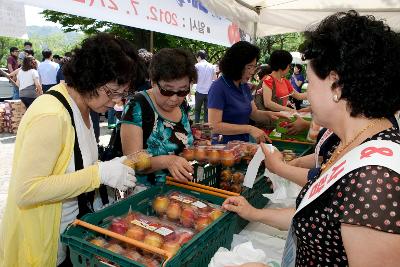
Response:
[149,48,197,83]
[300,10,400,118]
[63,33,145,96]
[269,50,292,71]
[219,41,260,81]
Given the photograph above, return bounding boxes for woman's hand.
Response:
[222,196,259,221]
[261,143,284,174]
[248,126,271,143]
[286,115,310,135]
[166,155,194,182]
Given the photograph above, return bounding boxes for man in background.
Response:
[38,49,59,92]
[194,50,216,123]
[7,47,20,99]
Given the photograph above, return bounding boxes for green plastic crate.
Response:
[61,185,236,267]
[271,140,314,157]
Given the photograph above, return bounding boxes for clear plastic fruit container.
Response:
[123,150,152,172]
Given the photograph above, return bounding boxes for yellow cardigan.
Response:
[0,84,101,267]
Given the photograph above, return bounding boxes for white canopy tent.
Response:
[200,0,400,39]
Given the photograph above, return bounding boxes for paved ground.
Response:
[0,120,112,223]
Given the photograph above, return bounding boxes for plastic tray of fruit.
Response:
[61,185,236,267]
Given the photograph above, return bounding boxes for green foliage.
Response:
[256,32,305,64]
[0,37,24,67]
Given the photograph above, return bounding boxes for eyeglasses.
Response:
[102,83,129,100]
[157,81,190,97]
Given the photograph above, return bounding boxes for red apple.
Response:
[177,231,194,245]
[144,233,164,248]
[166,202,182,220]
[109,218,128,235]
[180,206,197,228]
[126,225,145,241]
[162,240,181,255]
[209,209,223,221]
[153,196,170,215]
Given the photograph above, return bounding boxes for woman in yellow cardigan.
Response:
[0,33,143,266]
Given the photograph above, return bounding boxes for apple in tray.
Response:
[109,217,129,235]
[166,201,182,221]
[195,212,212,232]
[126,225,146,241]
[180,205,198,228]
[153,195,170,215]
[143,232,164,248]
[162,240,182,255]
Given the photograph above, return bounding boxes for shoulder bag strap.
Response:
[45,90,94,218]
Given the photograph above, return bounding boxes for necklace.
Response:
[320,119,383,172]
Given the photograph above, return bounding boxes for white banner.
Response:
[0,0,27,38]
[12,0,250,46]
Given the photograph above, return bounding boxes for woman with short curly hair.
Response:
[0,33,143,266]
[224,11,400,267]
[120,48,196,183]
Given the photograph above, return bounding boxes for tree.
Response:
[0,37,24,67]
[256,32,304,64]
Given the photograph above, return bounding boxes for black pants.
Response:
[194,92,208,123]
[20,97,35,109]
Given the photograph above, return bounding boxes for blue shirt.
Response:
[208,76,252,143]
[290,73,305,93]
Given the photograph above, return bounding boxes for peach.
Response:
[162,240,181,255]
[232,172,244,184]
[182,148,195,161]
[90,237,107,247]
[166,202,182,220]
[124,250,142,261]
[143,233,164,248]
[231,184,242,193]
[177,231,194,245]
[107,243,124,254]
[153,196,170,215]
[126,225,145,241]
[180,206,197,228]
[194,147,207,161]
[195,213,211,232]
[209,209,223,221]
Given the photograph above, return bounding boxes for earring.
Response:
[333,95,339,103]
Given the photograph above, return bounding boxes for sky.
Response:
[24,5,60,27]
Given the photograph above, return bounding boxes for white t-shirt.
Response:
[195,60,216,94]
[38,59,60,85]
[17,69,39,90]
[56,96,98,265]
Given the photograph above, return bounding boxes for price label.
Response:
[192,201,207,209]
[155,227,174,236]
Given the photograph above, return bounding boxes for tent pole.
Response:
[150,31,154,53]
[252,7,260,44]
[234,0,257,12]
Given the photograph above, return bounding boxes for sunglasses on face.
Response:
[157,81,190,97]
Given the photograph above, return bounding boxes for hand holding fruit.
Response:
[167,155,194,182]
[248,126,270,144]
[98,156,136,191]
[222,196,259,222]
